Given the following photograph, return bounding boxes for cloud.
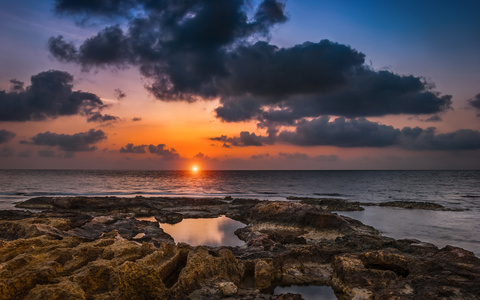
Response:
[0,70,119,122]
[86,112,120,123]
[114,88,126,100]
[49,1,450,125]
[132,117,142,122]
[399,127,480,151]
[38,149,57,157]
[278,117,480,151]
[49,0,288,101]
[194,152,206,159]
[422,115,442,122]
[23,129,107,152]
[148,144,180,160]
[251,153,270,160]
[215,117,480,151]
[0,129,15,144]
[17,150,32,158]
[210,131,272,147]
[278,117,400,147]
[0,146,14,157]
[467,94,480,116]
[120,143,147,154]
[118,143,181,159]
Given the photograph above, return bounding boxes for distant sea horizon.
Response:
[1,169,479,256]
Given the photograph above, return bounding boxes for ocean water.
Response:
[0,170,479,255]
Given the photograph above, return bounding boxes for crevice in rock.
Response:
[239,261,255,289]
[365,263,409,277]
[162,251,188,288]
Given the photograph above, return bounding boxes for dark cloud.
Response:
[210,131,272,147]
[399,127,480,151]
[251,153,270,160]
[468,94,480,110]
[118,143,180,159]
[38,149,57,157]
[114,88,126,100]
[86,112,120,123]
[278,117,400,147]
[148,144,180,160]
[0,129,15,144]
[50,0,451,125]
[17,150,32,158]
[422,115,442,122]
[194,152,206,159]
[0,146,14,157]
[0,70,118,122]
[215,117,480,151]
[50,0,288,100]
[24,129,107,152]
[132,117,142,122]
[9,79,24,92]
[120,143,147,154]
[467,94,480,117]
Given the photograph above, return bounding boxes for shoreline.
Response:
[1,196,479,299]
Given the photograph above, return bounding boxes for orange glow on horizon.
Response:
[191,165,199,172]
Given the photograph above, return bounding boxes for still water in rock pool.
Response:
[138,215,245,247]
[274,285,337,300]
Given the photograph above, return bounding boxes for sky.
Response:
[0,0,479,170]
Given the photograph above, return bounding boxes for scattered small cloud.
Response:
[17,150,32,157]
[86,112,120,123]
[120,143,147,154]
[132,117,142,122]
[210,131,272,147]
[23,129,107,153]
[467,93,480,117]
[38,149,57,157]
[0,129,15,144]
[0,146,14,157]
[148,144,180,160]
[114,88,126,100]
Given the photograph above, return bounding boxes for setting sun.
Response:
[191,165,199,172]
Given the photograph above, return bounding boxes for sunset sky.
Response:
[1,0,479,170]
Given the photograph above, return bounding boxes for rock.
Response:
[155,212,183,224]
[218,281,238,296]
[276,293,304,300]
[377,200,463,211]
[3,196,480,299]
[286,196,364,211]
[25,280,86,300]
[254,259,274,289]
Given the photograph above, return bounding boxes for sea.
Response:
[0,169,479,256]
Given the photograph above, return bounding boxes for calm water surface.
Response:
[138,215,245,247]
[0,170,479,255]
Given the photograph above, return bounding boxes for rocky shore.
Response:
[0,196,479,299]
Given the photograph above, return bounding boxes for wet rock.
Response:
[155,212,183,224]
[286,196,364,211]
[218,281,238,296]
[276,293,304,300]
[4,196,480,299]
[255,259,274,289]
[377,200,464,211]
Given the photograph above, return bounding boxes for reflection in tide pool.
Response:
[140,215,246,247]
[274,285,337,300]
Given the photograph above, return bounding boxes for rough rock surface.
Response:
[0,196,478,299]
